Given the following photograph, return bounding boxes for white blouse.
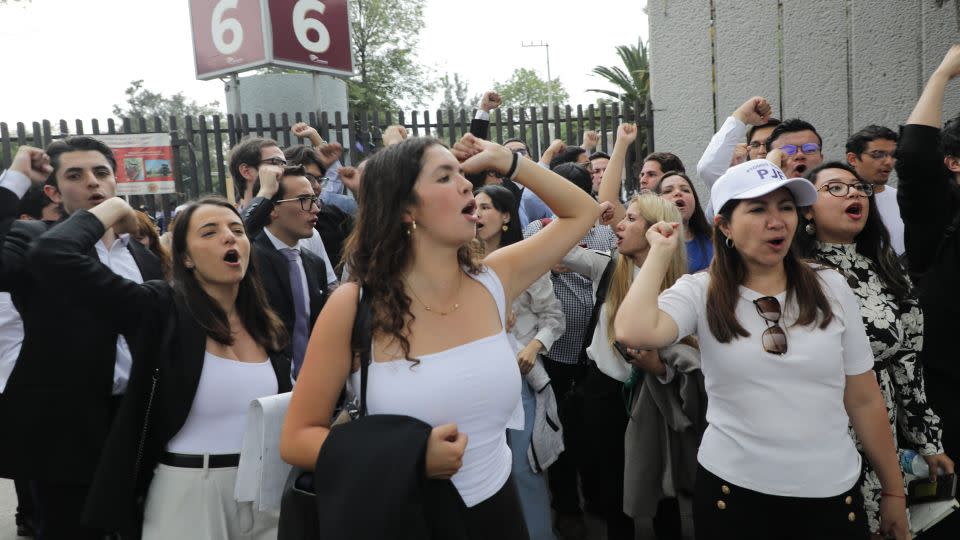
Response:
[657,269,874,497]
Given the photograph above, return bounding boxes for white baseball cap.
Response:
[710,160,817,214]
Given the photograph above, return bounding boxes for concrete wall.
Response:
[224,73,349,124]
[649,0,960,192]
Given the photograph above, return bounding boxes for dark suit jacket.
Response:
[242,196,328,362]
[0,187,162,482]
[314,414,471,540]
[28,210,293,535]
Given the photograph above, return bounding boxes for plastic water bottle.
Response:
[901,449,931,477]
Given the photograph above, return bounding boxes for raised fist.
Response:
[582,130,601,149]
[382,125,408,147]
[733,97,772,126]
[616,123,638,146]
[480,91,502,113]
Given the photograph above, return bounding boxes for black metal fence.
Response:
[0,99,653,222]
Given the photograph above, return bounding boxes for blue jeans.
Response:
[508,380,556,540]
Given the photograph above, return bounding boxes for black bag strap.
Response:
[350,286,374,417]
[577,251,619,365]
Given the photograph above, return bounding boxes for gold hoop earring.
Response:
[725,237,734,248]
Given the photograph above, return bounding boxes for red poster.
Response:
[268,0,354,76]
[92,134,176,196]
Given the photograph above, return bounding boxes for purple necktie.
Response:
[282,248,310,378]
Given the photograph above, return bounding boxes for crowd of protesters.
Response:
[5,44,960,540]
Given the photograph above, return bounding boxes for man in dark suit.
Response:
[0,138,162,539]
[242,164,327,378]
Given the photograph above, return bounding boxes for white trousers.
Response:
[143,461,279,540]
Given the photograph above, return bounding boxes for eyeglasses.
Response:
[276,195,320,211]
[817,181,874,197]
[748,141,765,149]
[863,150,895,160]
[754,296,787,355]
[259,157,288,167]
[777,143,821,156]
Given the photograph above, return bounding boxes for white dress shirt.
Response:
[95,235,144,395]
[0,293,23,393]
[263,227,311,314]
[299,229,337,287]
[873,186,906,256]
[696,115,749,219]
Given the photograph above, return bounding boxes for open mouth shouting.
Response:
[792,164,807,176]
[462,199,479,223]
[844,202,864,220]
[223,248,241,267]
[767,236,787,251]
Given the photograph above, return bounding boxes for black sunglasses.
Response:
[754,296,787,355]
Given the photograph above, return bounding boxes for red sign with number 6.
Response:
[189,0,354,80]
[190,0,269,80]
[269,0,353,76]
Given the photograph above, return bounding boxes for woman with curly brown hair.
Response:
[280,134,600,538]
[131,210,172,280]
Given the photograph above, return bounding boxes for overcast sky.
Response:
[0,0,648,127]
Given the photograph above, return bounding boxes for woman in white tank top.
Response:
[281,133,601,538]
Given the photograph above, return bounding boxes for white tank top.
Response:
[350,268,523,507]
[166,352,279,455]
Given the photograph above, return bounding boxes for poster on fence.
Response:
[92,133,175,196]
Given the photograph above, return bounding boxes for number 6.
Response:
[212,0,243,55]
[293,0,330,54]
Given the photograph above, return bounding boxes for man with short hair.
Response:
[846,125,904,255]
[242,165,328,378]
[588,151,610,196]
[764,118,824,178]
[636,151,685,192]
[230,136,338,288]
[0,139,162,539]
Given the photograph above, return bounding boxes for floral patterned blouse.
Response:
[816,242,944,532]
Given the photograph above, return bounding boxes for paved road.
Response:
[0,479,19,540]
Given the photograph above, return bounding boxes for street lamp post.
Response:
[522,40,554,140]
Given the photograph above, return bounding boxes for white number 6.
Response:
[293,0,330,54]
[212,0,243,55]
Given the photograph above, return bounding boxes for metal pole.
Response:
[229,73,243,118]
[312,73,322,120]
[545,42,553,113]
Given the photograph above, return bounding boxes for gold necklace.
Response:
[406,271,464,316]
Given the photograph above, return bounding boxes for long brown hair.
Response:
[605,194,687,344]
[133,210,171,280]
[171,197,287,351]
[706,199,834,343]
[342,137,482,361]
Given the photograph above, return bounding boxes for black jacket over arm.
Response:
[313,414,470,540]
[0,197,161,482]
[895,124,960,380]
[28,211,293,535]
[243,196,328,360]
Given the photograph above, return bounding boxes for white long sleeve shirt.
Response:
[697,116,749,219]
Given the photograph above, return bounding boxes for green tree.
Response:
[493,68,569,111]
[349,0,433,110]
[438,73,477,112]
[112,80,221,125]
[588,38,650,110]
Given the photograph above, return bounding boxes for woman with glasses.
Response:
[612,160,910,540]
[795,161,953,536]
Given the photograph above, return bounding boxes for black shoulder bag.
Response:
[277,287,373,540]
